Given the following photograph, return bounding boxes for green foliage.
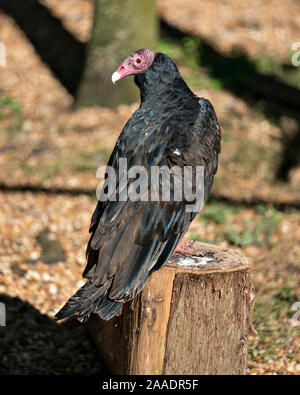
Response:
[158,33,300,95]
[0,96,22,116]
[275,286,297,303]
[197,202,281,248]
[72,150,99,173]
[187,233,212,243]
[72,146,110,173]
[156,38,222,90]
[180,36,201,70]
[202,206,228,224]
[249,289,300,362]
[223,228,256,247]
[221,209,280,248]
[255,203,267,214]
[21,162,53,183]
[255,52,280,75]
[6,119,24,134]
[221,134,277,181]
[0,96,24,134]
[200,201,242,224]
[255,52,300,88]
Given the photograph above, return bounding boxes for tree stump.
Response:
[86,241,253,375]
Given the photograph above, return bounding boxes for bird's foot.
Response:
[175,240,196,256]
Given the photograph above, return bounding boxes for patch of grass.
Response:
[72,152,98,173]
[220,130,230,142]
[249,290,300,362]
[21,162,53,183]
[255,52,281,76]
[221,135,277,180]
[72,146,110,174]
[0,96,24,134]
[275,286,298,303]
[156,37,199,70]
[159,33,300,99]
[222,228,257,247]
[254,203,267,214]
[156,38,222,90]
[0,96,22,116]
[6,118,24,134]
[187,233,212,243]
[8,141,112,183]
[200,201,243,224]
[254,52,300,88]
[219,209,280,248]
[96,142,111,163]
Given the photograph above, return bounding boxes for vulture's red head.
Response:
[112,49,155,84]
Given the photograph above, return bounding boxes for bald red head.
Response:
[112,49,155,84]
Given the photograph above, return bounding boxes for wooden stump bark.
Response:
[86,241,253,375]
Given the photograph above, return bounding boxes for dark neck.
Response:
[134,53,194,107]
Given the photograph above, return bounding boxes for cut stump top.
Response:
[169,240,250,275]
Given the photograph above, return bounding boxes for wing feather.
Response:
[56,95,221,321]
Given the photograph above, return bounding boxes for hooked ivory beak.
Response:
[112,72,121,84]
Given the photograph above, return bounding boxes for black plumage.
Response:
[55,51,221,322]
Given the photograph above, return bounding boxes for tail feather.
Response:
[55,280,122,322]
[95,295,123,321]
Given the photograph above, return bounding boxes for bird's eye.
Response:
[136,58,142,64]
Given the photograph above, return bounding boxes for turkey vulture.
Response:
[55,49,221,322]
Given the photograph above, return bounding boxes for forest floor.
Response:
[0,0,299,374]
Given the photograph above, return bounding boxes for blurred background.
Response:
[0,0,299,375]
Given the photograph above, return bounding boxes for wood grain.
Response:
[86,241,253,375]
